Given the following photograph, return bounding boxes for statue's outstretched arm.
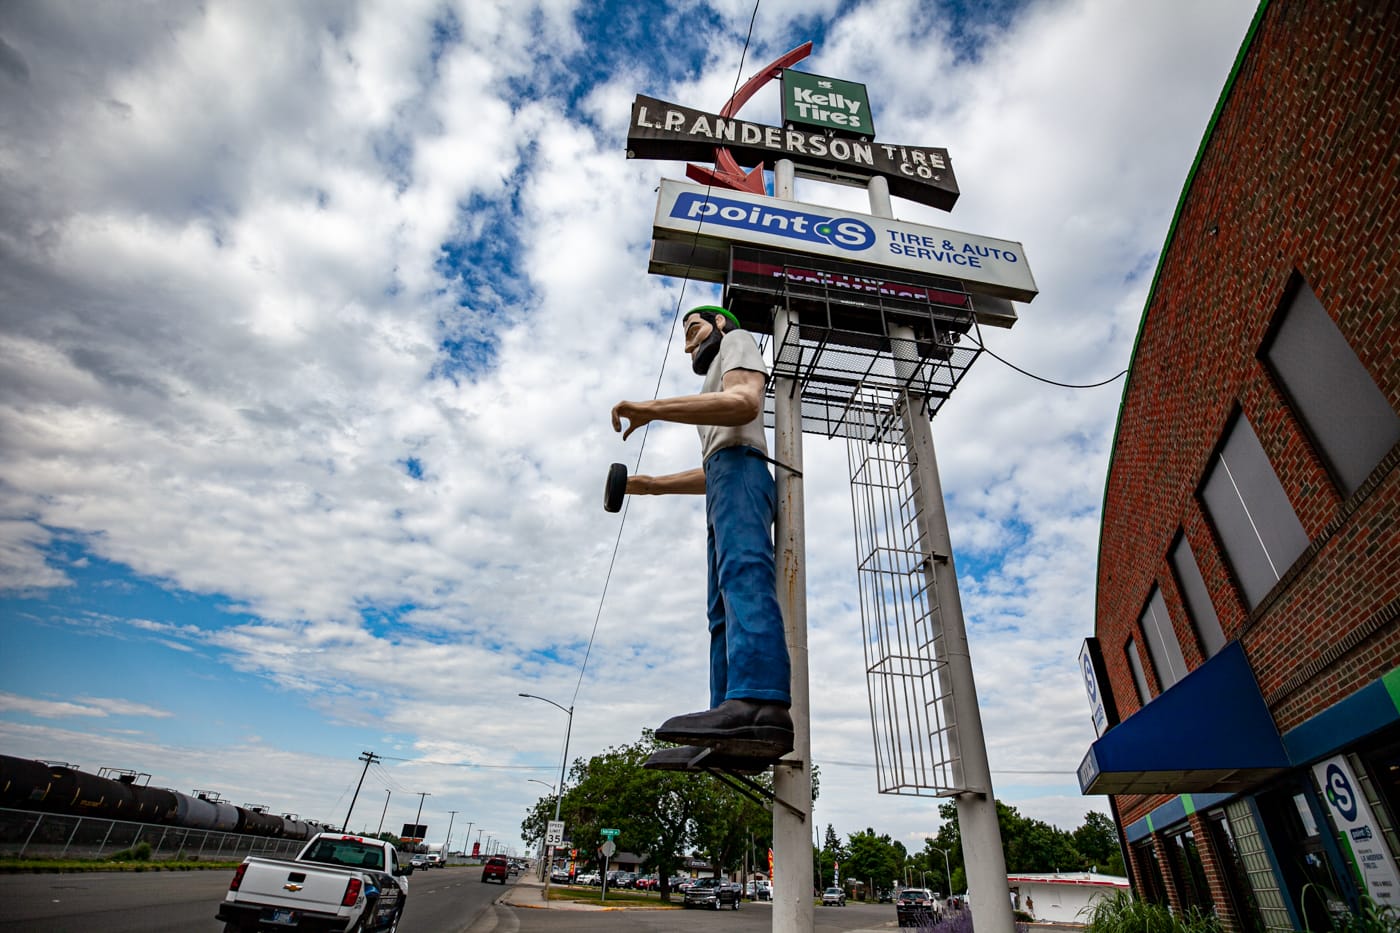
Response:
[611,370,763,441]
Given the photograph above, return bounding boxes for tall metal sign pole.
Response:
[869,176,1016,932]
[769,159,814,933]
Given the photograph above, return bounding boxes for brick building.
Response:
[1077,1,1399,930]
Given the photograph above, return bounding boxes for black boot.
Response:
[654,699,793,758]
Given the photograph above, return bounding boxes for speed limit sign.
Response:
[545,820,565,847]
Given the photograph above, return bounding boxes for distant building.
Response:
[1008,873,1130,924]
[1079,1,1399,931]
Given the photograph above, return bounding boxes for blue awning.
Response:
[1079,641,1290,795]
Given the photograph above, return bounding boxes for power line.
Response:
[968,324,1128,389]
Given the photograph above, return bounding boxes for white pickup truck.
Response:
[217,832,411,932]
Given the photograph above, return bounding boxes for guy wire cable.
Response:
[567,0,766,712]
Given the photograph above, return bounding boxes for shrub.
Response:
[1081,890,1220,933]
[109,841,153,862]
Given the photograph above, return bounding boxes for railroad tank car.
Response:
[0,755,54,809]
[235,806,284,837]
[280,815,311,840]
[1,754,320,840]
[127,782,179,823]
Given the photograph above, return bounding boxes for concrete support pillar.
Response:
[769,157,814,933]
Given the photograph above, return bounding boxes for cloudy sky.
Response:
[1,0,1258,858]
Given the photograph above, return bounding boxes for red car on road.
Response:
[481,856,509,884]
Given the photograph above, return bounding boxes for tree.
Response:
[816,822,846,890]
[519,730,799,903]
[844,827,905,898]
[1072,811,1126,875]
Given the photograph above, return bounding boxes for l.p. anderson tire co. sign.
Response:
[627,95,959,212]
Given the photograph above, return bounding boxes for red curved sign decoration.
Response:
[685,42,813,195]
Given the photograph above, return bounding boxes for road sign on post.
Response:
[546,821,565,847]
[600,827,619,837]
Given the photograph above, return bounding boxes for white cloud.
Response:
[0,0,1258,851]
[0,692,173,719]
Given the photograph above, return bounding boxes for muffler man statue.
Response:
[611,305,793,770]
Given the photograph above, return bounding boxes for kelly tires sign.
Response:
[781,70,873,138]
[651,179,1037,302]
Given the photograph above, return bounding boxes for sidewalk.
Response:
[501,876,684,911]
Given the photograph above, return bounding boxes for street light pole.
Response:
[932,846,953,899]
[376,789,391,836]
[519,692,574,895]
[412,792,430,852]
[527,780,556,879]
[445,810,458,862]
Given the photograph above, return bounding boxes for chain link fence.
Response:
[0,807,305,861]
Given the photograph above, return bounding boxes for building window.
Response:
[1165,827,1214,914]
[1170,535,1226,658]
[1131,838,1167,906]
[1199,413,1310,608]
[1263,279,1400,496]
[1126,637,1152,705]
[1140,587,1188,690]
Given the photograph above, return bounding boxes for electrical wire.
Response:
[567,0,765,711]
[967,323,1127,389]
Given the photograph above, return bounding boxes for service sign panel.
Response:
[781,70,874,138]
[652,179,1037,301]
[1313,756,1400,906]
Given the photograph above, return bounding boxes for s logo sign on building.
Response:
[1313,756,1400,905]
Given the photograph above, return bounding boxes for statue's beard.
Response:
[691,329,723,375]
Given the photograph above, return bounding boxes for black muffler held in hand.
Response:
[604,462,628,513]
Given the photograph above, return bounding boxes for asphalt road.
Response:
[473,886,901,933]
[0,869,906,932]
[0,865,508,933]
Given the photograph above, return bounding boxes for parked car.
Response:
[822,886,847,906]
[576,871,601,886]
[481,856,510,884]
[897,887,941,928]
[683,877,741,910]
[550,868,571,883]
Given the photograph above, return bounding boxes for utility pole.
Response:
[342,751,380,832]
[445,810,458,859]
[413,792,430,851]
[376,789,391,836]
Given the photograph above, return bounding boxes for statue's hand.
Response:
[610,401,651,441]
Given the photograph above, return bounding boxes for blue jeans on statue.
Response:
[704,445,792,709]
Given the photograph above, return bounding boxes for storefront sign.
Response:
[1080,639,1111,738]
[1313,756,1400,906]
[781,70,874,138]
[628,96,958,210]
[651,179,1036,301]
